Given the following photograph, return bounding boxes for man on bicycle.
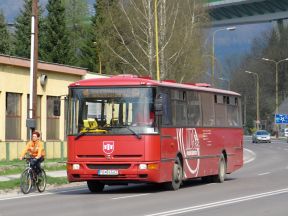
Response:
[19,131,45,173]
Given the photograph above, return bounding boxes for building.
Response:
[0,54,90,160]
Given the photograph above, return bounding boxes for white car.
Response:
[252,130,271,143]
[285,128,288,137]
[285,128,288,143]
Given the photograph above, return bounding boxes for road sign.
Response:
[275,114,288,124]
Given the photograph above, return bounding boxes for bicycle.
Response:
[20,157,47,194]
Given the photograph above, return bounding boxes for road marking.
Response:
[258,172,271,176]
[244,148,256,164]
[112,193,149,200]
[0,187,87,201]
[145,188,288,216]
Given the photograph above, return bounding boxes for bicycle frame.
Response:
[20,157,47,194]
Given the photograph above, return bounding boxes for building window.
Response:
[6,93,21,140]
[47,96,60,140]
[27,95,41,139]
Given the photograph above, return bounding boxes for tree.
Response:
[14,0,33,58]
[80,0,120,73]
[63,0,90,66]
[41,0,72,64]
[230,25,288,132]
[0,10,11,55]
[105,0,209,81]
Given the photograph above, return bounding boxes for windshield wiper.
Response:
[74,130,89,140]
[108,125,142,139]
[126,126,142,139]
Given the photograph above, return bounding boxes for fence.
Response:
[0,141,67,161]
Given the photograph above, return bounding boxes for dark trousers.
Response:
[31,157,44,173]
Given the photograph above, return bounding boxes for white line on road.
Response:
[0,188,87,201]
[258,172,271,176]
[244,148,256,164]
[112,193,149,200]
[145,188,288,216]
[146,188,288,216]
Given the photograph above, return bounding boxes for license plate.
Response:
[98,169,119,176]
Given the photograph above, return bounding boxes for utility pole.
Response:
[27,0,39,137]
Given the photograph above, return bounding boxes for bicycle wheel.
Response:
[20,169,32,194]
[36,169,47,193]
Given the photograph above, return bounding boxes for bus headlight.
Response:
[139,164,147,170]
[72,164,80,170]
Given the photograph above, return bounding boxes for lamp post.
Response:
[219,77,230,90]
[154,0,160,81]
[212,26,236,86]
[245,70,260,130]
[93,42,102,74]
[262,57,288,137]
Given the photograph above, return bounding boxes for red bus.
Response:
[66,74,243,192]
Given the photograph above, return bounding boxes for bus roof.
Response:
[69,74,240,96]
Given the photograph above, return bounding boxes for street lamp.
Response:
[212,26,236,86]
[262,57,288,137]
[154,0,160,81]
[245,70,260,130]
[93,42,102,74]
[219,77,230,90]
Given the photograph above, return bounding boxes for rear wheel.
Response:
[20,169,32,194]
[87,180,105,193]
[212,154,226,183]
[36,169,47,193]
[164,157,183,190]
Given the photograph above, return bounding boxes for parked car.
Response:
[252,130,271,143]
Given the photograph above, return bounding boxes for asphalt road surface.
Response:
[1,137,288,216]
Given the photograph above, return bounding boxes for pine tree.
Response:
[13,0,44,59]
[13,0,33,58]
[0,10,11,55]
[41,0,72,64]
[63,0,89,66]
[80,0,120,73]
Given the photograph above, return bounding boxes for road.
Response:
[1,137,288,216]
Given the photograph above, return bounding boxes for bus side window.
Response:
[160,93,172,125]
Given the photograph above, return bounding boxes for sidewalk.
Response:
[0,170,67,182]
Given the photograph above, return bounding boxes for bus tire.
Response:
[164,157,183,190]
[87,180,105,193]
[213,154,226,183]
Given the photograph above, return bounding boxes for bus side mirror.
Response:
[154,97,163,116]
[53,98,61,116]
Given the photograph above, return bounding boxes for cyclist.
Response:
[19,131,45,173]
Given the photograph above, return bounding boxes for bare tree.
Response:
[105,0,209,81]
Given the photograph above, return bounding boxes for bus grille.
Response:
[87,164,131,169]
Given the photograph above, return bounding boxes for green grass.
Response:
[0,159,67,176]
[0,158,67,166]
[0,176,69,191]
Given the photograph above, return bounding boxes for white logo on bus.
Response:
[103,141,114,155]
[177,128,200,178]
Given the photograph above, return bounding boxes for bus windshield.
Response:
[67,87,158,136]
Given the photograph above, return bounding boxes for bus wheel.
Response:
[165,157,183,190]
[87,180,105,193]
[213,154,226,183]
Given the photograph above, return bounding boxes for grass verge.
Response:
[0,176,68,191]
[0,159,67,176]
